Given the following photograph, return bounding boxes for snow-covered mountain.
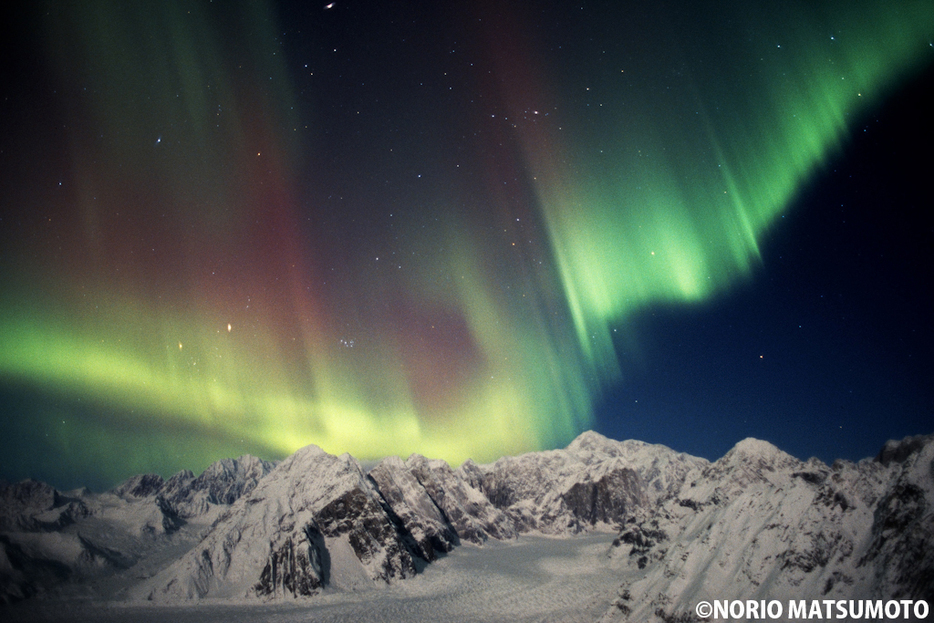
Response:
[600,435,934,622]
[473,433,706,534]
[0,454,274,603]
[132,445,427,601]
[1,431,931,619]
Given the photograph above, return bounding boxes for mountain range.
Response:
[1,431,932,621]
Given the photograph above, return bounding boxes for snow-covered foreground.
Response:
[6,432,932,622]
[4,532,625,623]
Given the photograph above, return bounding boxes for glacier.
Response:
[1,431,932,622]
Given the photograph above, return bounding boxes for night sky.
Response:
[1,0,932,491]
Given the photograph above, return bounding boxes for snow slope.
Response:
[601,435,934,622]
[1,533,625,623]
[2,431,932,620]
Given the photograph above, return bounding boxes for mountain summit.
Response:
[1,432,932,620]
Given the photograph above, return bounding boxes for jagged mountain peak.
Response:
[563,432,708,504]
[875,433,934,466]
[565,430,669,453]
[718,437,802,471]
[109,454,276,504]
[274,444,364,486]
[0,479,76,533]
[404,453,451,472]
[188,454,277,507]
[604,433,934,622]
[200,454,270,477]
[3,431,932,611]
[111,473,166,499]
[279,442,329,464]
[565,431,705,467]
[688,437,805,501]
[375,454,406,470]
[166,469,195,484]
[134,442,425,601]
[566,430,619,453]
[0,479,59,511]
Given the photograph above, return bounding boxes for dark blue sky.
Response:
[596,65,934,464]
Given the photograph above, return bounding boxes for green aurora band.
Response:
[0,0,931,486]
[515,0,934,389]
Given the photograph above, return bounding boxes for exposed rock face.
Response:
[858,436,934,605]
[112,474,166,500]
[367,455,460,561]
[0,454,275,604]
[254,528,327,598]
[153,455,277,520]
[2,431,932,613]
[565,432,706,504]
[0,480,97,603]
[0,481,61,523]
[0,480,89,533]
[408,454,516,543]
[600,435,934,622]
[470,432,701,534]
[134,446,422,601]
[130,433,689,601]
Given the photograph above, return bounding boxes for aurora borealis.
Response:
[1,0,932,490]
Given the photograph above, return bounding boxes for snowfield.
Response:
[4,532,623,623]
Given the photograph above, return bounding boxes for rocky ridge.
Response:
[1,431,931,616]
[601,435,934,622]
